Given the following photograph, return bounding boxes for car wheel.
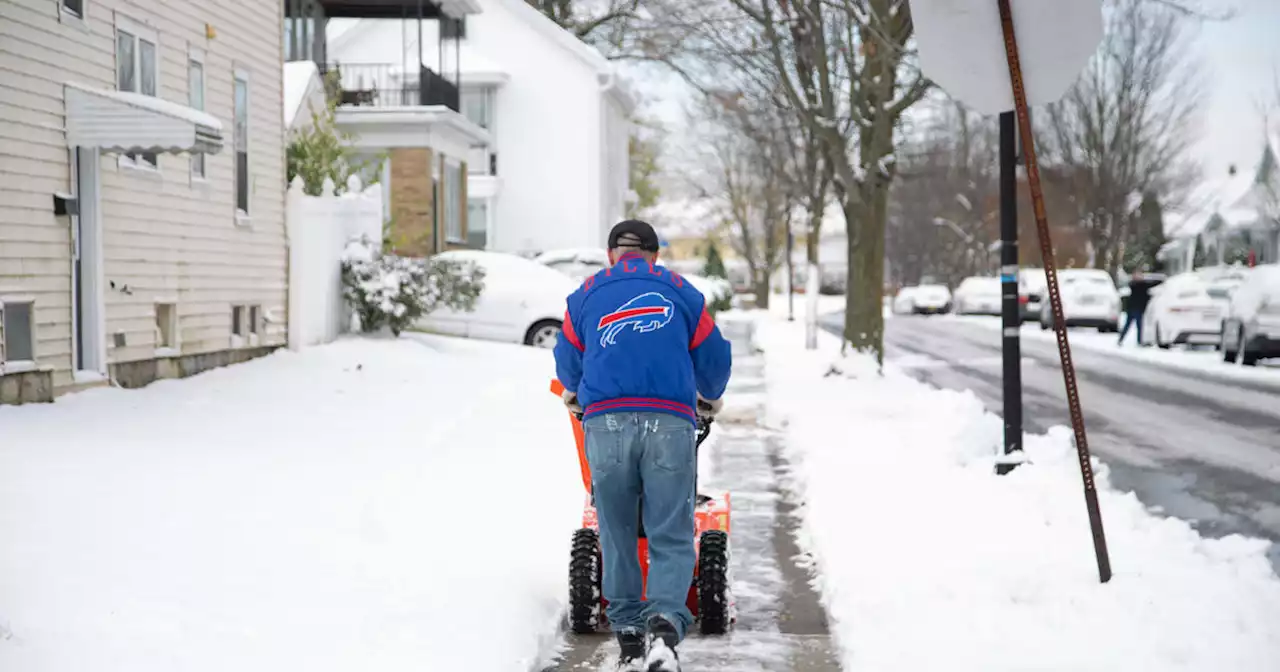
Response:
[1221,330,1237,362]
[1155,324,1171,350]
[1240,332,1259,367]
[524,319,562,349]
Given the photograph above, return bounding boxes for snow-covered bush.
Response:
[340,236,485,336]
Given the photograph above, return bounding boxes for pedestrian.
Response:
[1119,268,1154,346]
[553,219,733,672]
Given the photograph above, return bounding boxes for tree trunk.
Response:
[754,274,771,309]
[842,180,888,366]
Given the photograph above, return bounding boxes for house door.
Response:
[71,147,105,375]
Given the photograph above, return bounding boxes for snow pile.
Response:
[0,335,583,671]
[759,315,1280,671]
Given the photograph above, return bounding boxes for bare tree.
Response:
[888,100,1001,286]
[1039,0,1205,276]
[691,90,793,309]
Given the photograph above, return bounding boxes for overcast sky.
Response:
[627,0,1279,198]
[1196,0,1279,178]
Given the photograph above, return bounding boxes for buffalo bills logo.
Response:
[598,292,674,347]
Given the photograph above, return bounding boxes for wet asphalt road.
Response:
[820,312,1280,573]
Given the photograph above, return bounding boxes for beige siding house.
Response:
[0,0,286,403]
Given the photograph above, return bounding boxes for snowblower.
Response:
[549,379,734,637]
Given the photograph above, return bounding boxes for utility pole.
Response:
[997,111,1022,475]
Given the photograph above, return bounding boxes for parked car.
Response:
[419,250,577,348]
[911,284,953,315]
[1018,268,1047,323]
[1220,264,1280,365]
[537,248,734,306]
[1039,269,1120,332]
[892,286,920,314]
[534,248,609,282]
[953,276,1002,315]
[1140,267,1248,349]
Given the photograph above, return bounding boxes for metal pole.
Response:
[998,0,1111,583]
[997,111,1022,476]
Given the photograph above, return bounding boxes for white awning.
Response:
[64,82,223,155]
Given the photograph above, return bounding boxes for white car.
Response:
[1220,264,1280,366]
[534,248,610,282]
[1140,268,1247,349]
[1039,269,1120,332]
[891,287,919,314]
[953,276,1002,315]
[419,250,577,348]
[1018,268,1047,322]
[538,248,734,306]
[910,284,952,315]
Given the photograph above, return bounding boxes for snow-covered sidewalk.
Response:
[759,313,1280,671]
[0,336,582,671]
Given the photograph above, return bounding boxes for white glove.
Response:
[696,393,723,419]
[561,388,583,415]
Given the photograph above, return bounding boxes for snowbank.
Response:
[0,335,582,671]
[955,315,1280,384]
[758,315,1280,671]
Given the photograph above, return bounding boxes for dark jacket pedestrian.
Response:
[1119,272,1159,346]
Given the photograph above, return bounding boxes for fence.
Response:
[286,175,384,351]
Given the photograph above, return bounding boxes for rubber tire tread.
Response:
[697,530,730,635]
[569,528,602,634]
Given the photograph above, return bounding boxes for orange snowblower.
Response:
[550,379,734,636]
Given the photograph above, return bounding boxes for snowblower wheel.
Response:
[568,528,603,634]
[696,529,731,635]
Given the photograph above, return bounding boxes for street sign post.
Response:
[911,0,1111,583]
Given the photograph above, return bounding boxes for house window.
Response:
[444,161,462,243]
[116,18,159,169]
[467,199,487,249]
[1,301,35,364]
[155,303,177,350]
[248,305,260,335]
[62,0,84,17]
[189,51,206,180]
[234,70,250,217]
[231,305,245,337]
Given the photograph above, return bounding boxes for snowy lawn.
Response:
[0,335,582,671]
[758,313,1280,671]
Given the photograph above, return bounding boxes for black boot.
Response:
[615,629,647,671]
[643,615,681,672]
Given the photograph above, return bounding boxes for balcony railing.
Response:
[320,62,459,113]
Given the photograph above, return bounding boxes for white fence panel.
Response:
[286,175,384,351]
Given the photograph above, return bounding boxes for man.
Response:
[553,220,733,672]
[1119,269,1154,346]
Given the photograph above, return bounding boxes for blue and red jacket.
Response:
[553,251,733,425]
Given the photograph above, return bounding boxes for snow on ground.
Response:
[953,314,1280,384]
[757,313,1280,671]
[0,335,583,672]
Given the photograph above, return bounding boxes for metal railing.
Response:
[320,63,459,113]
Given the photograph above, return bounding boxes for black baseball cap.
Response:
[607,219,661,252]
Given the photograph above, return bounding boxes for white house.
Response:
[0,0,287,403]
[325,0,635,255]
[285,0,491,258]
[1159,139,1280,272]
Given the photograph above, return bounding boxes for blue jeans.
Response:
[1118,310,1143,344]
[583,411,697,641]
